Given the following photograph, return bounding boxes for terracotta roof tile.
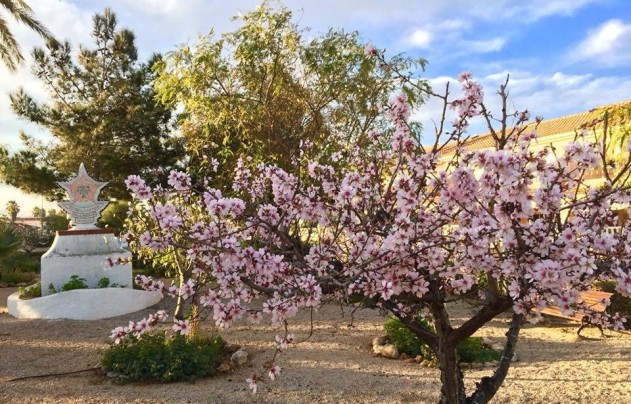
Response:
[440,99,631,154]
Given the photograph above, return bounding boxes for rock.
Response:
[379,344,400,359]
[421,359,430,367]
[224,343,241,354]
[372,344,383,355]
[400,352,410,360]
[16,283,28,287]
[372,336,387,346]
[482,337,493,346]
[106,371,128,379]
[414,355,423,363]
[231,349,249,366]
[484,362,495,368]
[404,358,416,364]
[511,353,519,362]
[218,361,233,373]
[0,282,9,288]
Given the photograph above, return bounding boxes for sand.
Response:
[1,288,630,404]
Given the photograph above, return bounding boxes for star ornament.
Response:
[57,163,109,229]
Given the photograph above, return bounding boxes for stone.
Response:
[400,352,410,360]
[224,344,242,354]
[379,344,400,359]
[218,361,233,373]
[404,358,416,364]
[372,336,388,346]
[231,349,249,366]
[482,337,493,346]
[414,355,423,363]
[511,353,519,362]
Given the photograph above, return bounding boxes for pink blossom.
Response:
[172,319,191,335]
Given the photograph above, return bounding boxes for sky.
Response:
[1,0,630,215]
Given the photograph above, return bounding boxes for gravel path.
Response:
[1,290,630,403]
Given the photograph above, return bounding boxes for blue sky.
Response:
[1,0,631,215]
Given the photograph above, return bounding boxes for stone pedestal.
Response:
[41,229,132,296]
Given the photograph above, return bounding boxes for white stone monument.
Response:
[8,164,162,320]
[41,163,132,294]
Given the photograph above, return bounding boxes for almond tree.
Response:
[116,64,631,403]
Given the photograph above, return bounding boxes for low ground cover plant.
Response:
[384,317,501,363]
[101,331,224,382]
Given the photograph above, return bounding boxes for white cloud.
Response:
[465,37,506,53]
[570,19,631,67]
[414,69,631,141]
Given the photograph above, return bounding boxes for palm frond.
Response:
[0,222,22,258]
[0,0,53,39]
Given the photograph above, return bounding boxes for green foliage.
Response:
[456,337,501,363]
[98,200,130,233]
[384,317,501,363]
[98,277,110,288]
[0,0,55,72]
[61,275,89,291]
[0,221,22,258]
[383,316,435,359]
[42,213,69,233]
[19,282,41,299]
[0,250,40,272]
[595,280,631,328]
[5,200,20,222]
[101,332,224,382]
[0,269,37,285]
[13,225,51,253]
[2,8,184,199]
[154,0,427,186]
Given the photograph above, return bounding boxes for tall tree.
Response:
[154,1,426,185]
[5,200,19,222]
[0,0,55,72]
[2,8,184,199]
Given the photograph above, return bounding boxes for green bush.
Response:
[456,337,501,363]
[383,316,435,359]
[0,252,40,272]
[594,280,631,329]
[101,332,224,382]
[383,317,501,363]
[0,269,38,285]
[98,277,110,288]
[61,275,89,291]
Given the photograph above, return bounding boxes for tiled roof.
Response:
[441,100,631,154]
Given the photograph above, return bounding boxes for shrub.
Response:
[101,332,224,382]
[98,277,110,288]
[0,269,37,285]
[594,280,631,329]
[456,337,501,363]
[383,317,501,363]
[383,316,435,359]
[61,275,89,291]
[19,282,41,299]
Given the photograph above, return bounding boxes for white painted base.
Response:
[41,230,132,296]
[7,288,162,320]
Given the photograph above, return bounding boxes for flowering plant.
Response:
[114,49,631,403]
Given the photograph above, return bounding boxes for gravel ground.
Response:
[1,289,630,403]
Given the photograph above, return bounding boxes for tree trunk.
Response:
[437,337,466,404]
[173,273,185,320]
[467,313,523,403]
